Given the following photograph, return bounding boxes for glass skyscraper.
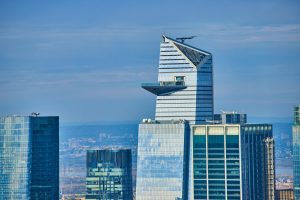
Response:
[142,35,213,125]
[136,35,214,200]
[136,120,190,200]
[293,106,300,199]
[192,125,242,200]
[136,35,275,200]
[241,124,275,200]
[0,115,59,200]
[86,149,133,200]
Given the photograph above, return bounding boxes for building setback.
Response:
[86,149,133,200]
[0,115,59,200]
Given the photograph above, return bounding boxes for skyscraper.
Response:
[136,35,214,200]
[211,112,275,200]
[192,124,242,200]
[86,149,133,200]
[136,120,190,200]
[142,35,213,124]
[293,106,300,199]
[240,124,275,200]
[136,35,275,200]
[0,115,59,200]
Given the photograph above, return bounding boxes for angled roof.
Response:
[163,35,211,67]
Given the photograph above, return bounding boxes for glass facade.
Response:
[192,125,242,200]
[293,106,300,199]
[86,149,133,200]
[136,120,190,200]
[241,124,274,200]
[0,116,32,200]
[0,115,59,200]
[214,112,247,124]
[142,35,214,125]
[31,116,59,200]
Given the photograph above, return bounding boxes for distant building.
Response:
[192,124,242,199]
[293,106,300,199]
[275,189,294,200]
[0,115,59,200]
[214,111,247,124]
[86,149,132,200]
[136,120,190,200]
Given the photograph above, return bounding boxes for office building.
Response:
[213,112,275,200]
[142,35,214,125]
[214,111,247,124]
[86,149,132,200]
[136,35,275,200]
[293,106,300,199]
[136,120,190,200]
[0,115,59,200]
[241,124,275,200]
[192,124,242,200]
[275,189,294,200]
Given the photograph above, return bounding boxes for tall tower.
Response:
[192,124,242,199]
[142,35,214,124]
[136,35,214,200]
[293,106,300,199]
[0,115,59,200]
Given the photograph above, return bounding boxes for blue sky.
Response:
[0,1,300,123]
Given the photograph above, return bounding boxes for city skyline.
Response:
[1,1,300,123]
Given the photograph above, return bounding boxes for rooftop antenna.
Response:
[31,112,40,117]
[176,35,197,43]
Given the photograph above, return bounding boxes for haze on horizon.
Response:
[0,1,300,123]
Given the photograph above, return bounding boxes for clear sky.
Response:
[0,1,300,123]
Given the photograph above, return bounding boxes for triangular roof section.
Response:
[163,35,211,68]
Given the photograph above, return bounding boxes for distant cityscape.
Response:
[0,35,299,200]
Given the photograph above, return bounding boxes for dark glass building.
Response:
[86,149,133,200]
[0,115,59,200]
[31,116,59,200]
[241,124,275,200]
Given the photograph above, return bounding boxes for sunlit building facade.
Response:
[136,120,190,200]
[142,35,214,125]
[86,149,133,200]
[0,115,59,200]
[275,189,294,200]
[293,106,300,199]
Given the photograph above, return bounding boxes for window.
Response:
[175,76,185,81]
